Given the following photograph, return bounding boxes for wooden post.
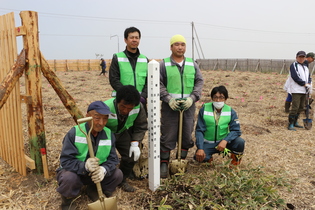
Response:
[54,59,56,71]
[40,52,84,122]
[20,11,46,174]
[0,49,26,109]
[232,61,238,72]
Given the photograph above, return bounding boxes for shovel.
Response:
[303,92,312,130]
[77,117,118,210]
[169,109,188,175]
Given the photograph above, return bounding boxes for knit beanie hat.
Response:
[170,34,186,45]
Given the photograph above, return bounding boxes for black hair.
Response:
[124,27,141,39]
[116,85,140,106]
[210,85,229,99]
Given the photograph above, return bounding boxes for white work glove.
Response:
[305,84,311,93]
[91,166,106,183]
[168,98,180,111]
[182,97,193,110]
[85,157,99,173]
[129,141,141,161]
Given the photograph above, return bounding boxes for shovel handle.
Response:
[177,109,184,161]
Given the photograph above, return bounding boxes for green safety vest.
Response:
[164,57,195,98]
[112,52,148,96]
[74,124,112,164]
[203,103,231,142]
[104,98,140,133]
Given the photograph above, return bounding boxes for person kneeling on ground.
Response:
[195,85,245,166]
[104,85,148,192]
[56,101,123,210]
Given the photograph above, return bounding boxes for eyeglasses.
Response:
[212,96,225,100]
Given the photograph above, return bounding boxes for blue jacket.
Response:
[195,104,242,150]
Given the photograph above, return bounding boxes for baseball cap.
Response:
[296,51,306,57]
[87,101,112,115]
[306,52,315,59]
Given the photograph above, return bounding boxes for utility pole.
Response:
[192,21,194,61]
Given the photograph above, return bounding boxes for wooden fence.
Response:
[0,11,84,176]
[197,58,315,74]
[0,12,26,175]
[46,59,110,72]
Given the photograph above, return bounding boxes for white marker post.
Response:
[147,60,160,191]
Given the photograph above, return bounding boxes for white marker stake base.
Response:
[148,60,160,192]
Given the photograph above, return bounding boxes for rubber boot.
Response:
[177,149,188,160]
[61,195,76,210]
[294,114,303,128]
[160,151,170,179]
[230,153,243,166]
[288,115,296,131]
[119,162,136,192]
[284,101,291,113]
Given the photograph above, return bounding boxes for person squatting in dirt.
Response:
[99,58,107,76]
[284,51,312,131]
[195,85,245,167]
[159,34,204,179]
[104,85,148,192]
[108,26,149,109]
[56,101,123,210]
[284,52,314,113]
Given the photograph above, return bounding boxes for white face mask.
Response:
[213,102,225,109]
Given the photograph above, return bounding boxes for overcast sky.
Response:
[1,0,315,60]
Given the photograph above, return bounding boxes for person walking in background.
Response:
[195,86,245,167]
[56,101,123,210]
[104,85,147,192]
[108,27,149,108]
[99,58,107,76]
[284,52,314,112]
[285,51,312,130]
[159,34,204,178]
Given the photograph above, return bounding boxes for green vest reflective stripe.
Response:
[203,103,231,142]
[112,52,148,96]
[74,124,112,164]
[104,98,140,133]
[164,57,195,98]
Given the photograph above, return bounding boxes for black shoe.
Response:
[86,185,99,202]
[104,191,113,197]
[61,195,76,210]
[119,181,135,192]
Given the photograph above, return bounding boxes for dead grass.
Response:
[1,69,315,209]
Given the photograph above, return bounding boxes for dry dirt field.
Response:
[1,69,315,209]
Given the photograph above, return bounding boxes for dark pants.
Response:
[115,130,136,180]
[290,93,306,115]
[56,168,123,198]
[160,102,195,151]
[197,137,245,162]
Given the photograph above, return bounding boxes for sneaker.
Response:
[119,181,135,192]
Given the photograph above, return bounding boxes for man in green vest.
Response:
[109,26,149,107]
[56,101,123,210]
[195,86,245,166]
[160,34,204,178]
[104,85,148,192]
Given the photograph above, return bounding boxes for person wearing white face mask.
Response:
[195,85,245,167]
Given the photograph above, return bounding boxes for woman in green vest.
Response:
[195,86,245,166]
